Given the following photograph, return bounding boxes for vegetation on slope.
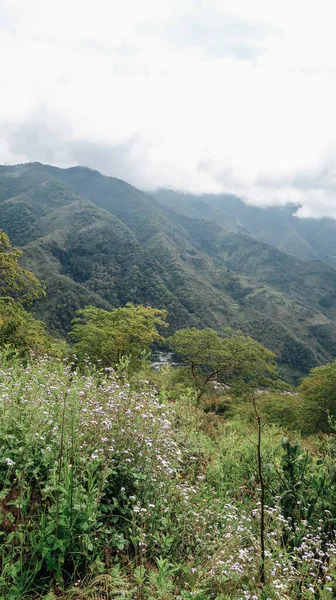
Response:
[70,303,168,369]
[0,236,336,598]
[153,188,336,266]
[0,230,63,357]
[2,164,336,379]
[0,353,336,599]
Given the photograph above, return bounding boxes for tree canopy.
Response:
[0,298,65,358]
[168,327,278,402]
[0,230,44,305]
[0,230,62,357]
[70,303,168,368]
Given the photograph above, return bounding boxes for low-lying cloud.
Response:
[2,0,336,217]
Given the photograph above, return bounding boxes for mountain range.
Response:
[2,162,336,382]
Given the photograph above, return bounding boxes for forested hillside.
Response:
[1,162,336,380]
[154,189,336,265]
[1,165,336,600]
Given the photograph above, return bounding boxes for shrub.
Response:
[0,355,335,599]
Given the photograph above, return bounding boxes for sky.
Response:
[2,0,336,217]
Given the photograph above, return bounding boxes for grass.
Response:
[0,354,335,599]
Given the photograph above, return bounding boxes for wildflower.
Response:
[4,457,15,466]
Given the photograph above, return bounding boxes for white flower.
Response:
[4,457,15,466]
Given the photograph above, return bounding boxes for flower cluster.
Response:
[0,357,335,599]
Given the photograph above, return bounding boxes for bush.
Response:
[233,391,320,435]
[0,355,335,599]
[300,361,336,432]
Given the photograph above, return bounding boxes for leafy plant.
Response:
[0,229,44,305]
[70,303,167,370]
[0,353,335,599]
[300,360,336,432]
[168,327,278,402]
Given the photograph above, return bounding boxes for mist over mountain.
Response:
[153,189,336,265]
[2,162,336,382]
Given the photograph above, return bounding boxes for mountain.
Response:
[153,189,336,266]
[1,163,336,382]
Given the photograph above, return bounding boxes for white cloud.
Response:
[2,0,336,216]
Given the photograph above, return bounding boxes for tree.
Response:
[168,327,278,403]
[169,327,278,588]
[0,230,44,305]
[0,230,62,357]
[0,298,65,357]
[70,303,168,369]
[300,361,336,432]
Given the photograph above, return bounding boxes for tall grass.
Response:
[0,355,335,599]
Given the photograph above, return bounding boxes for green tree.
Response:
[168,327,278,402]
[0,298,65,357]
[70,303,168,369]
[300,360,336,432]
[0,230,44,304]
[0,230,63,357]
[169,326,278,586]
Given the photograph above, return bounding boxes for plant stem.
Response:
[252,395,265,586]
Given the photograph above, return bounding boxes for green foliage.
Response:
[233,391,324,435]
[70,303,167,369]
[0,230,65,358]
[0,229,44,305]
[0,298,65,358]
[0,354,335,599]
[1,166,336,598]
[2,163,336,380]
[168,327,278,401]
[279,436,336,550]
[300,360,336,432]
[0,354,336,600]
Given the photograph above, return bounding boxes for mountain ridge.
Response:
[153,188,336,265]
[2,162,336,381]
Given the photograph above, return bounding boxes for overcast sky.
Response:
[2,0,336,217]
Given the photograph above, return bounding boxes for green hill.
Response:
[2,162,336,381]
